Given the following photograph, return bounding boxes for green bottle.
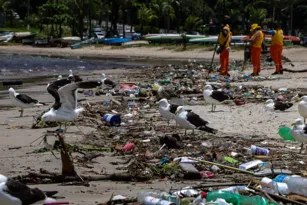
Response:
[206,191,268,205]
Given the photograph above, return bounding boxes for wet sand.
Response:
[0,46,306,204]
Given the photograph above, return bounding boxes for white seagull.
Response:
[175,106,217,135]
[297,96,307,123]
[57,75,63,80]
[203,84,232,112]
[8,88,46,117]
[68,69,73,78]
[264,99,293,112]
[42,81,102,130]
[0,178,56,205]
[158,98,179,125]
[152,83,179,100]
[291,118,307,153]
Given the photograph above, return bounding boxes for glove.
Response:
[216,46,221,54]
[226,47,231,51]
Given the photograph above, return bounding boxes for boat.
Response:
[0,31,14,42]
[71,37,97,49]
[61,36,81,44]
[189,35,246,44]
[144,34,209,42]
[104,37,132,45]
[242,35,299,44]
[121,40,149,47]
[14,32,37,40]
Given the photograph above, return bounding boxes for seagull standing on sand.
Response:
[158,98,179,125]
[0,178,56,205]
[203,84,232,112]
[291,118,307,153]
[8,88,46,117]
[42,81,102,131]
[297,96,307,123]
[175,106,217,135]
[57,75,63,80]
[68,69,73,78]
[264,99,293,112]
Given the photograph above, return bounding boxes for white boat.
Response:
[121,40,149,47]
[61,36,81,43]
[0,32,14,42]
[144,33,209,41]
[189,35,246,43]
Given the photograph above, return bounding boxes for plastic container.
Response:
[220,186,249,194]
[261,177,289,195]
[233,69,239,81]
[278,127,295,141]
[137,192,179,205]
[239,160,263,170]
[102,114,121,126]
[206,191,268,205]
[247,145,270,156]
[275,175,307,197]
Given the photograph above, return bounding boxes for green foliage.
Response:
[184,16,203,34]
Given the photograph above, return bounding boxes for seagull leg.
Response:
[214,105,217,112]
[211,104,214,112]
[193,129,195,135]
[20,109,23,117]
[300,143,304,154]
[168,120,170,125]
[185,129,187,135]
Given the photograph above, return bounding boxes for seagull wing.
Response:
[211,90,232,102]
[59,81,102,111]
[274,101,293,111]
[186,111,209,127]
[104,79,116,88]
[169,104,179,114]
[16,94,38,104]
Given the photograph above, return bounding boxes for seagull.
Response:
[175,106,217,135]
[0,178,56,205]
[264,99,293,112]
[47,75,83,110]
[203,84,232,112]
[57,75,63,80]
[8,88,46,117]
[101,73,116,89]
[297,96,307,123]
[152,83,179,100]
[291,118,307,153]
[158,98,179,125]
[68,69,73,78]
[42,81,102,131]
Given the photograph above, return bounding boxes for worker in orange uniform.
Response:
[217,24,232,76]
[249,24,264,76]
[267,23,284,75]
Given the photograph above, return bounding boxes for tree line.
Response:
[1,0,307,38]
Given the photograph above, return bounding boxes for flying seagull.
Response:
[297,96,307,123]
[264,99,293,112]
[8,88,46,117]
[47,75,82,110]
[291,118,307,153]
[0,178,56,205]
[42,81,102,131]
[203,84,232,112]
[175,106,217,135]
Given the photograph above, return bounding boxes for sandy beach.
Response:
[0,45,306,204]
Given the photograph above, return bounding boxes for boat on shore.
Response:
[0,31,14,42]
[13,32,37,41]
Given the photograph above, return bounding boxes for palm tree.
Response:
[249,8,267,25]
[137,5,157,34]
[151,0,176,32]
[184,15,203,34]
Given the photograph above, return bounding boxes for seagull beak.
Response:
[291,122,296,126]
[175,110,179,114]
[296,98,301,102]
[264,102,268,104]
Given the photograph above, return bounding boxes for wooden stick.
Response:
[189,158,253,175]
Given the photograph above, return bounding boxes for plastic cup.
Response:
[278,126,295,141]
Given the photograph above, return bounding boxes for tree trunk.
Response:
[58,135,76,177]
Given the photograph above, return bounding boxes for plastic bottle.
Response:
[233,69,239,81]
[137,192,176,205]
[239,160,263,170]
[205,191,268,205]
[275,175,307,197]
[247,145,270,156]
[138,192,180,205]
[193,192,207,204]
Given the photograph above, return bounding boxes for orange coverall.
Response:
[270,29,284,72]
[218,26,232,75]
[250,30,264,74]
